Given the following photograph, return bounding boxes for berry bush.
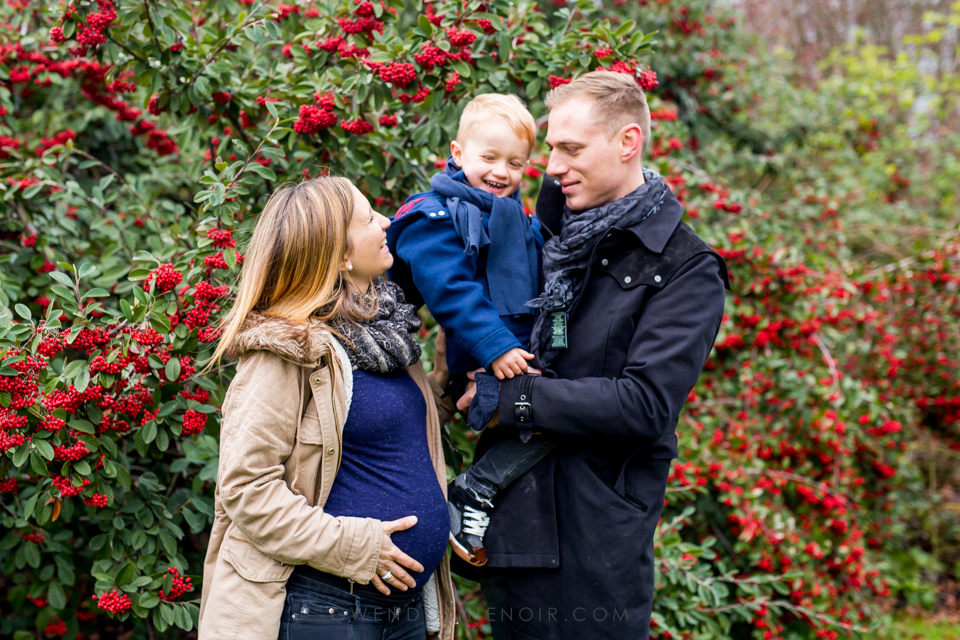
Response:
[1,0,958,638]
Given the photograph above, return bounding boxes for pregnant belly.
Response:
[324,481,449,589]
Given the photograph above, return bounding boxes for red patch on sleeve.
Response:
[395,197,425,219]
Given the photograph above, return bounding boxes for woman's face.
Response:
[345,187,393,292]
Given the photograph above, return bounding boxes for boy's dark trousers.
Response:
[459,431,556,500]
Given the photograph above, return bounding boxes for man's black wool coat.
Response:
[470,177,729,640]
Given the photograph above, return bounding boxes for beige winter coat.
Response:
[197,314,455,640]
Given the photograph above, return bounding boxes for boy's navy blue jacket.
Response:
[386,183,543,377]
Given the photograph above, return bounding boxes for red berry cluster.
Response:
[74,0,117,52]
[445,71,461,92]
[93,589,131,615]
[313,92,336,111]
[74,328,110,352]
[20,530,45,544]
[424,3,443,26]
[378,113,398,127]
[44,619,67,636]
[37,334,65,357]
[274,4,300,20]
[54,440,90,462]
[399,85,430,104]
[549,75,571,88]
[475,19,496,35]
[203,251,243,270]
[151,264,182,293]
[44,384,103,414]
[180,387,210,403]
[340,118,374,135]
[198,327,221,343]
[0,431,27,451]
[294,104,337,134]
[194,281,228,301]
[181,410,206,436]
[337,16,383,35]
[0,478,18,492]
[213,91,232,105]
[377,62,416,87]
[318,35,345,52]
[594,47,614,59]
[84,493,108,507]
[90,354,129,374]
[52,475,90,497]
[39,416,65,433]
[414,43,448,71]
[0,369,39,410]
[207,228,235,249]
[637,69,659,91]
[160,566,193,601]
[132,329,164,345]
[446,28,476,48]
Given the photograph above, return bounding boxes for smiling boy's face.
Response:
[451,116,531,198]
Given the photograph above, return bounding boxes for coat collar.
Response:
[228,313,335,365]
[535,175,684,255]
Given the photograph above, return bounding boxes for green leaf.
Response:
[142,421,158,444]
[47,580,67,609]
[34,439,54,461]
[128,268,152,281]
[150,312,172,335]
[63,360,85,379]
[165,357,181,382]
[75,367,90,393]
[224,247,238,268]
[115,561,136,587]
[50,285,74,300]
[14,304,31,320]
[69,419,95,434]
[23,493,39,519]
[139,591,161,609]
[83,288,110,298]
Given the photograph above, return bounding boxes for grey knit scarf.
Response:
[330,277,423,374]
[528,169,668,359]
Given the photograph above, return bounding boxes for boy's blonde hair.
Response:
[545,70,651,157]
[456,93,537,151]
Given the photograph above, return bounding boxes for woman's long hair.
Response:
[206,176,372,369]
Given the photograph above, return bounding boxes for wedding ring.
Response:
[381,570,393,582]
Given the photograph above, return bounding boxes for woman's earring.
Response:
[346,263,353,271]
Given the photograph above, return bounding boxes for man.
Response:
[455,70,729,640]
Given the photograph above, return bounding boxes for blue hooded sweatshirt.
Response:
[387,162,543,377]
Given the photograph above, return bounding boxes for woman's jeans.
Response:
[278,572,426,640]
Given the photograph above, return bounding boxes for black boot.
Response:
[447,478,494,567]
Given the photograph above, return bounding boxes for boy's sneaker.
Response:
[448,480,494,567]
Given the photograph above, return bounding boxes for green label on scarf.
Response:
[550,310,568,349]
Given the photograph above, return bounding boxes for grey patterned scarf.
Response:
[528,169,668,359]
[330,277,423,373]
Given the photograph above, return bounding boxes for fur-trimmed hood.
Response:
[228,313,336,365]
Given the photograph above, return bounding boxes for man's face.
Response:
[545,98,631,211]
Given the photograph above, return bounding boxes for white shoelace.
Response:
[462,505,491,537]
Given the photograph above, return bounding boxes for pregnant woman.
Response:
[197,177,455,640]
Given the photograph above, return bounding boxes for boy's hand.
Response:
[490,348,534,380]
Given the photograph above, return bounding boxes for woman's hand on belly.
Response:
[372,516,424,595]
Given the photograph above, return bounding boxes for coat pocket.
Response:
[297,403,324,446]
[222,534,294,583]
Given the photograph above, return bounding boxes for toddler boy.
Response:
[387,94,555,566]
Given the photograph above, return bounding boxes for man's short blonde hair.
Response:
[545,70,651,157]
[456,93,537,152]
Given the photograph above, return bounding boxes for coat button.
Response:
[327,447,335,455]
[654,275,662,283]
[624,276,632,284]
[601,259,608,266]
[314,377,322,384]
